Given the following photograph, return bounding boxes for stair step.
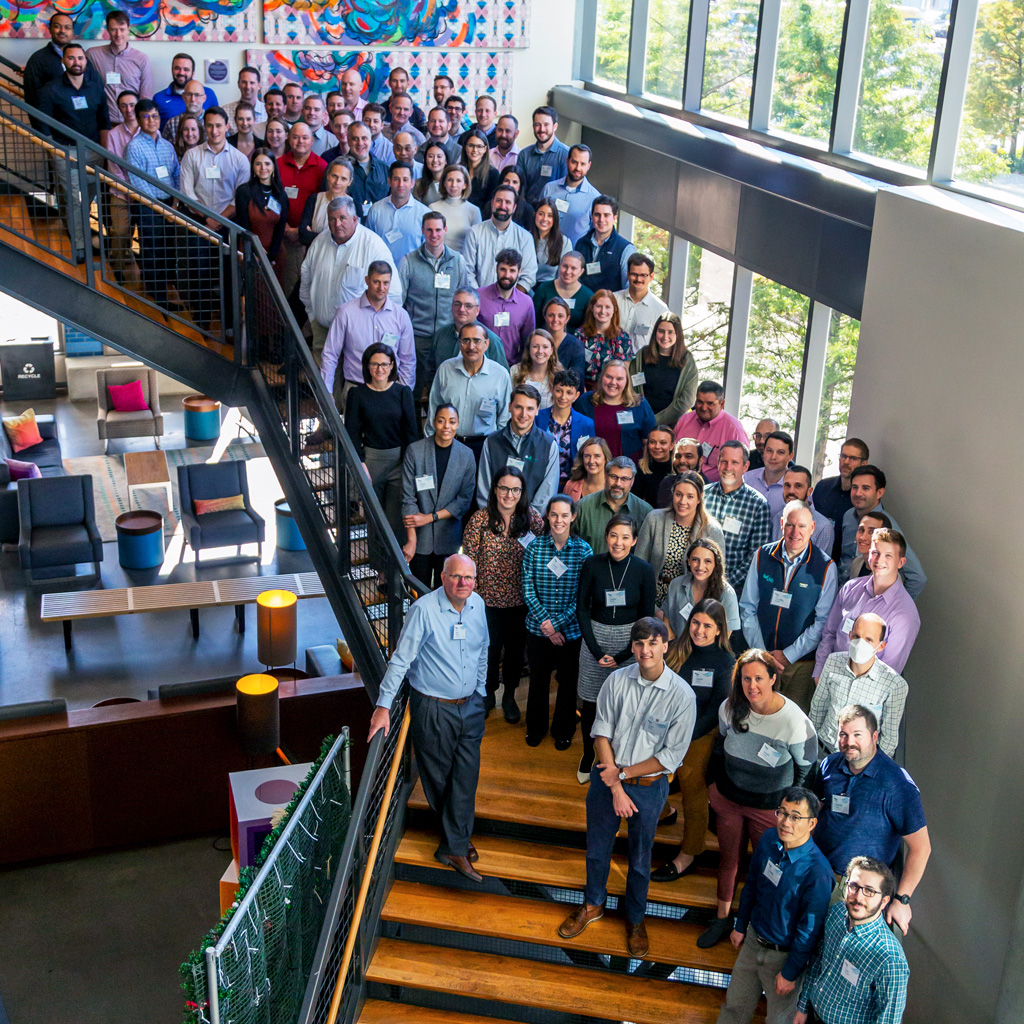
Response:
[383,880,739,973]
[358,1000,498,1024]
[396,830,739,911]
[366,938,727,1024]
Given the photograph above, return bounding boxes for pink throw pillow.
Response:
[108,380,149,413]
[5,458,42,481]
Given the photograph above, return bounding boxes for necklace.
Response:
[608,554,631,591]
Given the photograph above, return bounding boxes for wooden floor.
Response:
[363,690,761,1024]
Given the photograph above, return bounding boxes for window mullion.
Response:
[723,266,752,416]
[750,0,782,131]
[930,0,981,181]
[831,0,870,154]
[627,0,651,96]
[665,236,690,310]
[794,302,830,468]
[684,0,711,111]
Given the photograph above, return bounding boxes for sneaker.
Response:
[696,915,734,948]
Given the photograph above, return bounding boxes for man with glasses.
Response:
[369,553,488,883]
[796,856,909,1024]
[425,290,507,383]
[747,417,780,470]
[812,705,930,937]
[575,457,653,554]
[716,786,834,1024]
[812,437,869,561]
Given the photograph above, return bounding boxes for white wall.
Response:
[0,3,577,130]
[849,184,1024,1024]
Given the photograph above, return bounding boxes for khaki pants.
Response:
[677,728,717,857]
[310,320,330,364]
[716,925,803,1024]
[778,658,815,713]
[105,189,141,287]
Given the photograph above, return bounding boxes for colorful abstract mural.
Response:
[263,0,528,50]
[0,0,257,41]
[247,48,514,111]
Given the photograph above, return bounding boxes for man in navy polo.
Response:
[813,704,931,936]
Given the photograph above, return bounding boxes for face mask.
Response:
[848,638,877,665]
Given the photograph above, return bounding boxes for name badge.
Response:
[634,323,650,336]
[757,742,783,767]
[585,260,601,276]
[285,185,299,199]
[547,556,567,577]
[415,474,434,492]
[518,532,534,550]
[382,332,399,346]
[478,397,497,415]
[507,457,525,471]
[452,623,467,640]
[434,272,450,289]
[362,200,372,216]
[831,794,851,815]
[493,311,511,327]
[205,165,221,179]
[555,198,569,213]
[576,435,588,451]
[691,669,713,688]
[615,410,633,426]
[631,372,645,387]
[155,165,169,179]
[106,71,121,85]
[701,441,713,458]
[840,959,861,986]
[770,589,792,609]
[763,859,783,886]
[72,96,88,110]
[605,589,626,607]
[385,228,401,243]
[266,196,282,215]
[722,515,742,535]
[842,616,855,634]
[540,164,553,177]
[677,601,693,623]
[565,297,575,309]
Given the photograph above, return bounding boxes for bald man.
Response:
[370,553,489,882]
[748,417,780,470]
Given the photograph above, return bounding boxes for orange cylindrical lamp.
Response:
[257,589,297,669]
[236,673,280,755]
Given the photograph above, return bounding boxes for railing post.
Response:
[336,461,352,576]
[230,227,244,361]
[74,140,94,285]
[236,232,251,367]
[285,345,302,461]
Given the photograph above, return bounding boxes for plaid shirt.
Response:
[521,533,592,640]
[810,652,908,757]
[704,482,772,590]
[799,902,909,1024]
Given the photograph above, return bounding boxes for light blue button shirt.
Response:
[541,175,600,245]
[366,195,431,263]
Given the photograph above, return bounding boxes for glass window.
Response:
[852,0,946,169]
[631,218,671,299]
[812,311,860,481]
[769,0,844,143]
[701,0,761,122]
[954,0,1024,193]
[594,0,632,90]
[644,0,690,104]
[680,244,732,382]
[738,274,810,434]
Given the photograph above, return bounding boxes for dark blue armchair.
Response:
[176,461,265,567]
[18,474,103,584]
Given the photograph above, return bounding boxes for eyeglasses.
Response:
[368,361,392,369]
[752,432,770,441]
[444,574,476,584]
[775,808,813,823]
[496,485,522,496]
[845,881,882,899]
[452,302,479,310]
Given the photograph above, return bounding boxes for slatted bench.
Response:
[40,570,326,650]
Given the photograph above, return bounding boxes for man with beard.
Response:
[541,143,600,245]
[672,380,751,483]
[462,184,538,290]
[812,437,869,561]
[477,249,536,364]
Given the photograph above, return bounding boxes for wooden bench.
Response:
[40,570,326,650]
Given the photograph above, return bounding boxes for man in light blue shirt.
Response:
[541,143,600,245]
[369,553,488,882]
[516,104,569,205]
[771,467,834,556]
[462,185,538,291]
[366,162,429,263]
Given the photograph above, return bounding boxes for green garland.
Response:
[178,735,341,1024]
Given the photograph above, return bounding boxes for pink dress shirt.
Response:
[672,409,750,483]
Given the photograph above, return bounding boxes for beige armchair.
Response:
[96,367,164,453]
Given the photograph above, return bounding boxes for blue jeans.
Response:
[584,770,669,923]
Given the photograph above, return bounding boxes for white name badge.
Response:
[605,589,626,607]
[453,622,467,640]
[540,164,553,177]
[385,228,402,243]
[565,297,575,310]
[770,589,793,609]
[547,556,567,577]
[284,185,299,199]
[585,260,601,276]
[555,198,569,213]
[155,165,169,179]
[831,794,851,815]
[634,323,650,336]
[493,311,510,328]
[362,200,372,215]
[842,616,855,634]
[478,397,497,415]
[106,71,121,85]
[615,410,634,426]
[266,196,282,215]
[507,457,525,471]
[576,435,588,451]
[757,742,783,767]
[434,272,450,289]
[205,165,221,179]
[701,441,714,458]
[631,372,646,387]
[722,516,742,535]
[678,601,693,623]
[518,532,534,550]
[691,669,714,688]
[763,859,783,886]
[415,474,435,492]
[72,96,88,110]
[841,959,861,986]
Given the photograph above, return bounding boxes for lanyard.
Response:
[608,554,631,591]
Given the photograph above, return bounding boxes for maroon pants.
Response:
[709,783,777,905]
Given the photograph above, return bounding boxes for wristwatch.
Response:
[893,893,911,905]
[617,769,627,781]
[431,511,438,523]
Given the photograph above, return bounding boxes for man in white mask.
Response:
[809,612,907,756]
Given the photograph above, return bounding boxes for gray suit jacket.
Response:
[401,437,476,556]
[635,507,728,582]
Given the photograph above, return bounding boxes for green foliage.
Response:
[631,217,670,298]
[702,0,760,119]
[812,312,860,481]
[594,0,631,87]
[644,0,690,101]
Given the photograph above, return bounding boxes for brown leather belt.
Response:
[622,775,661,787]
[430,695,470,705]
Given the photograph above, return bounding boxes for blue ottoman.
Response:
[274,498,306,551]
[116,510,164,569]
[182,394,221,442]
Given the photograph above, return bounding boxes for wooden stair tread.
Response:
[383,879,738,972]
[396,829,738,910]
[358,1000,498,1024]
[366,939,726,1024]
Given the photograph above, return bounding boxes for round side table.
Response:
[274,498,306,551]
[182,394,222,442]
[115,509,164,569]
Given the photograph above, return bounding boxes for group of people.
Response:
[23,26,928,1021]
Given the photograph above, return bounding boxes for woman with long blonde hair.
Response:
[564,435,611,502]
[573,358,656,461]
[511,330,562,408]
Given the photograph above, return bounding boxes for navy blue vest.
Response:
[579,228,630,292]
[483,424,553,501]
[754,540,832,653]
